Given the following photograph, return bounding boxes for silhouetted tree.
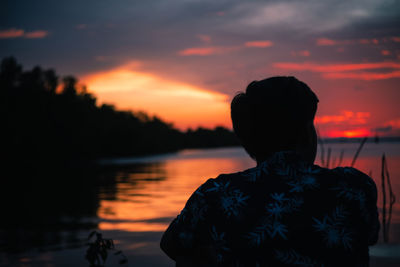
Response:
[1,57,239,168]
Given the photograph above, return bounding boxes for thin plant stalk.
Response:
[337,149,344,167]
[351,137,368,167]
[316,128,325,167]
[383,154,396,242]
[381,154,387,243]
[326,148,331,168]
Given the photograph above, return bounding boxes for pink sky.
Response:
[2,0,400,137]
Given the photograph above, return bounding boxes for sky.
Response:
[1,0,400,137]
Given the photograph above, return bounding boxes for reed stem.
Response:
[381,153,387,242]
[351,137,368,167]
[383,154,396,242]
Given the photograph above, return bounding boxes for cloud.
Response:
[0,28,24,38]
[274,61,400,80]
[316,37,383,46]
[291,50,311,57]
[384,119,400,128]
[381,50,391,56]
[244,40,273,48]
[178,47,221,56]
[233,0,394,33]
[372,119,400,135]
[323,71,400,80]
[197,34,211,43]
[178,40,273,57]
[316,38,338,46]
[274,62,400,72]
[178,46,238,56]
[0,28,48,39]
[315,110,370,125]
[374,126,392,133]
[81,63,230,129]
[24,30,48,39]
[360,38,379,45]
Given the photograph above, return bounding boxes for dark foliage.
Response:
[1,57,239,167]
[86,231,127,266]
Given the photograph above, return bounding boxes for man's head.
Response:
[231,76,319,164]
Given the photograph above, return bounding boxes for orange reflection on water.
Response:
[98,149,254,232]
[98,145,400,233]
[99,222,168,232]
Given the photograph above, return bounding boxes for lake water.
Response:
[1,142,400,266]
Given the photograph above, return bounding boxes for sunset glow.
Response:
[315,110,370,125]
[82,64,231,129]
[3,2,400,266]
[0,28,48,39]
[244,40,274,48]
[178,47,221,56]
[0,28,24,38]
[3,0,400,137]
[274,61,400,81]
[274,61,400,73]
[326,128,371,138]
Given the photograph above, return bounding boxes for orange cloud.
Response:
[323,71,400,80]
[317,37,387,46]
[274,61,400,80]
[24,30,48,39]
[315,110,370,125]
[81,63,231,129]
[0,28,48,39]
[178,45,239,56]
[0,28,24,38]
[274,62,400,72]
[316,38,337,46]
[244,40,273,48]
[316,38,355,46]
[178,47,221,56]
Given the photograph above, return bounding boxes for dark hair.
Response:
[231,76,319,161]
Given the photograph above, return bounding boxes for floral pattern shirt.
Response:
[169,151,379,266]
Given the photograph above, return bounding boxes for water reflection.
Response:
[97,143,400,234]
[98,152,254,232]
[1,143,400,266]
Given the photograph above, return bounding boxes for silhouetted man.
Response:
[161,77,379,266]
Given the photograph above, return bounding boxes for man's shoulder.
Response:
[328,166,376,187]
[198,172,243,191]
[310,165,378,200]
[198,164,376,197]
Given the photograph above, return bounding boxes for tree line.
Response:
[1,57,239,166]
